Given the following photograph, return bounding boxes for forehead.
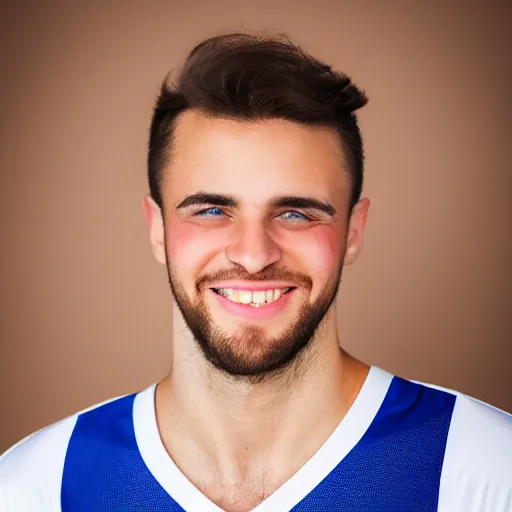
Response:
[165,110,351,205]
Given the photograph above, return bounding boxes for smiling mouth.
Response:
[211,287,295,308]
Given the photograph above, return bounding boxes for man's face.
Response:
[145,111,368,377]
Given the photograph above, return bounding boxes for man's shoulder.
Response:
[416,379,511,447]
[0,392,132,511]
[0,414,78,511]
[446,390,512,476]
[412,378,512,510]
[414,378,512,462]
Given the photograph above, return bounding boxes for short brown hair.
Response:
[148,33,368,209]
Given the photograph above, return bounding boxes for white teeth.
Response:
[238,291,252,304]
[215,287,291,307]
[252,291,266,304]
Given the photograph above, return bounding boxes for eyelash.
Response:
[279,211,311,221]
[194,208,312,222]
[195,207,225,217]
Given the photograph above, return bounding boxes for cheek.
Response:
[296,226,342,265]
[287,226,345,294]
[166,220,228,277]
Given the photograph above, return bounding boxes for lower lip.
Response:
[210,289,295,321]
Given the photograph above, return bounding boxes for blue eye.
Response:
[280,211,310,221]
[195,207,225,217]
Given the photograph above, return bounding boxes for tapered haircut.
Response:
[147,33,368,210]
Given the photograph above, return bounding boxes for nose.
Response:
[225,219,282,274]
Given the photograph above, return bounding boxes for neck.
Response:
[155,306,369,507]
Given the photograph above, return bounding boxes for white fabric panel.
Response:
[437,394,512,511]
[0,416,77,512]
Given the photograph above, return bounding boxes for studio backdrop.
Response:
[0,0,510,453]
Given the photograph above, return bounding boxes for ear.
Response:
[344,198,370,266]
[143,195,166,265]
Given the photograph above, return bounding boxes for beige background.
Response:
[0,0,510,453]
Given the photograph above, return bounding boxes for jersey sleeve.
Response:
[438,393,512,511]
[0,416,77,512]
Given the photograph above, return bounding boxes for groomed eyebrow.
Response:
[268,195,337,217]
[176,192,238,209]
[176,192,336,217]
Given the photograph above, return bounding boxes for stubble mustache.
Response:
[194,265,313,293]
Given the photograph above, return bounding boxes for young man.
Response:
[1,33,511,512]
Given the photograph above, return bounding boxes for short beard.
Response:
[166,262,343,381]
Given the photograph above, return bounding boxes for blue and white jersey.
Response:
[1,367,511,511]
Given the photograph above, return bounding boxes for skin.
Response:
[143,110,371,511]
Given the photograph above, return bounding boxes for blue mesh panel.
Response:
[291,378,456,512]
[61,394,185,512]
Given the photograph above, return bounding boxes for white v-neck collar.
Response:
[133,366,393,512]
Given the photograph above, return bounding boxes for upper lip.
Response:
[208,281,297,291]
